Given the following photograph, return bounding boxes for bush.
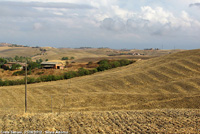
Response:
[87,61,93,65]
[64,71,77,79]
[0,58,7,67]
[70,57,75,60]
[36,59,43,64]
[27,77,36,84]
[62,57,69,60]
[0,79,3,86]
[12,70,25,76]
[97,59,109,65]
[12,70,31,76]
[97,63,111,71]
[78,68,90,76]
[119,59,130,66]
[28,62,40,70]
[11,64,22,71]
[111,61,120,68]
[91,68,98,73]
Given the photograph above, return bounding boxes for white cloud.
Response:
[100,5,200,37]
[33,23,43,30]
[0,0,200,49]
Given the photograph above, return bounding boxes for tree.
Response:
[119,59,130,66]
[78,67,90,76]
[97,59,109,65]
[62,57,69,60]
[14,56,19,61]
[11,64,21,70]
[27,62,40,70]
[70,57,75,60]
[97,63,111,71]
[111,61,120,68]
[0,58,7,68]
[97,59,112,71]
[64,71,77,79]
[36,58,43,64]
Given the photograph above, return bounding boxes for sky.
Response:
[0,0,200,49]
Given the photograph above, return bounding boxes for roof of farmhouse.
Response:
[41,62,63,65]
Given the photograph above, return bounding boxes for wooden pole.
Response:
[51,96,53,113]
[25,62,27,113]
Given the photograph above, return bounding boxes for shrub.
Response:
[27,77,36,84]
[78,68,90,76]
[97,63,111,71]
[97,59,109,65]
[87,61,93,65]
[119,59,130,66]
[28,62,40,70]
[111,61,120,68]
[11,64,22,70]
[91,68,98,73]
[36,59,43,64]
[62,57,69,60]
[0,79,3,86]
[0,58,7,67]
[64,71,77,79]
[12,70,25,76]
[12,70,31,76]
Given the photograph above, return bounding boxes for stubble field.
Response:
[0,49,199,132]
[1,109,200,133]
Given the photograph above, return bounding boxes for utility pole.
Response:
[25,61,27,113]
[51,96,53,113]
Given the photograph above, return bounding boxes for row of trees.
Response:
[0,56,48,71]
[0,59,134,86]
[97,59,134,71]
[61,57,75,60]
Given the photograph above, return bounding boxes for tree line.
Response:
[0,59,135,86]
[0,56,48,71]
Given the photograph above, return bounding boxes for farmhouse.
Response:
[2,62,26,70]
[41,62,64,69]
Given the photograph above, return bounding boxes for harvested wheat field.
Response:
[0,49,200,132]
[1,109,200,133]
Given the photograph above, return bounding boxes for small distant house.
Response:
[2,62,26,70]
[41,62,64,69]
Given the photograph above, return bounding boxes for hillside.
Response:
[0,49,199,114]
[0,46,183,62]
[0,49,199,132]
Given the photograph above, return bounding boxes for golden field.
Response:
[0,49,199,132]
[1,109,200,133]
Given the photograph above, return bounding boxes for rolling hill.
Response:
[0,49,199,113]
[0,45,183,62]
[0,49,199,132]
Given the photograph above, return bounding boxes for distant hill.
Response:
[0,43,12,47]
[0,44,183,63]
